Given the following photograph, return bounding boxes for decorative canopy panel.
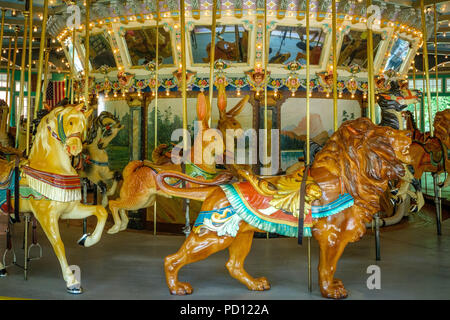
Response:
[49,0,441,94]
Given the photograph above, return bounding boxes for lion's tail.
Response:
[156,170,233,201]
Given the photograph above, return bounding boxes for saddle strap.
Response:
[297,164,310,245]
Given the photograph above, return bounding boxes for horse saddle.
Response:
[0,159,15,189]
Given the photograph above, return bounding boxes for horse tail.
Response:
[156,170,233,201]
[122,160,145,180]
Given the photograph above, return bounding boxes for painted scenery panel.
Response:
[269,26,326,65]
[100,99,131,172]
[124,27,174,66]
[280,98,361,170]
[81,33,116,70]
[338,30,382,69]
[190,25,249,64]
[147,97,196,225]
[147,97,193,154]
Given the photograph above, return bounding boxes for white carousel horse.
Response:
[0,104,108,293]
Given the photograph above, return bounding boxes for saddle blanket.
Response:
[193,181,354,238]
[0,172,48,214]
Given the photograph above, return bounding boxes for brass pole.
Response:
[4,38,12,132]
[16,10,29,148]
[208,0,217,124]
[306,0,312,293]
[433,3,439,112]
[422,53,426,131]
[180,1,188,153]
[420,0,433,136]
[332,0,338,131]
[0,9,6,58]
[26,0,33,155]
[181,0,190,237]
[8,29,18,132]
[154,0,160,236]
[84,0,90,105]
[412,62,418,122]
[264,0,269,239]
[42,45,50,105]
[367,0,375,122]
[33,0,48,118]
[71,28,76,104]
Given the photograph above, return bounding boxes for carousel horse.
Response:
[376,81,424,214]
[0,104,108,293]
[75,111,124,207]
[107,83,249,234]
[157,118,411,298]
[407,109,450,189]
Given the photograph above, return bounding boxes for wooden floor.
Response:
[0,205,449,300]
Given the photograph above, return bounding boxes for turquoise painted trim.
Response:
[221,184,299,238]
[311,193,354,218]
[220,184,355,238]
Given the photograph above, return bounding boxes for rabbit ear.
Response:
[196,91,210,126]
[227,95,249,117]
[217,82,227,117]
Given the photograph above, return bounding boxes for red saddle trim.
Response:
[22,166,81,190]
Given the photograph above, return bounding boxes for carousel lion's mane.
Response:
[312,117,407,222]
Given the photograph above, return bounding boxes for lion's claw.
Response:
[321,281,348,299]
[248,277,271,291]
[169,282,193,295]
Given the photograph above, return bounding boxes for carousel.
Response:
[0,0,449,300]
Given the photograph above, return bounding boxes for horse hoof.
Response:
[410,205,418,213]
[67,286,83,294]
[389,198,397,206]
[77,233,90,247]
[0,269,7,277]
[390,188,399,196]
[107,225,120,234]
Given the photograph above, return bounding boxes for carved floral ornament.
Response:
[86,68,376,99]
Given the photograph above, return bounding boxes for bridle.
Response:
[47,113,83,146]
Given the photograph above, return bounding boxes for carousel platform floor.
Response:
[0,205,449,300]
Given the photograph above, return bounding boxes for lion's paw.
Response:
[248,277,271,291]
[321,281,348,299]
[169,282,193,295]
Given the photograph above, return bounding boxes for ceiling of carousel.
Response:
[0,0,448,75]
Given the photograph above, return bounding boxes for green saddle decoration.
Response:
[185,161,218,180]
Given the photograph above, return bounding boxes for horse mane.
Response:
[403,110,418,131]
[312,118,406,221]
[86,111,119,145]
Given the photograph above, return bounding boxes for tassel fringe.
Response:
[25,174,81,202]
